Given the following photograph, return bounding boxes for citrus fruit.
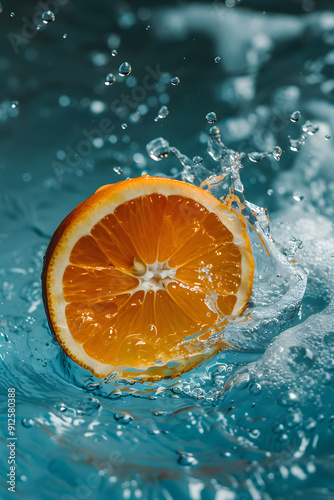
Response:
[42,175,254,381]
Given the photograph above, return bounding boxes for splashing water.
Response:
[1,3,334,499]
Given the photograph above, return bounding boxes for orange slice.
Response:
[42,175,254,381]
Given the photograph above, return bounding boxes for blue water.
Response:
[1,1,334,499]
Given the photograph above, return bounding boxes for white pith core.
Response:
[130,259,177,294]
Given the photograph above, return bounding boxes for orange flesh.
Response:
[63,194,241,367]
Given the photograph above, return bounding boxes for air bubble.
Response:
[118,62,132,76]
[22,418,35,428]
[177,455,198,466]
[290,110,301,122]
[286,346,314,373]
[277,390,299,407]
[323,332,334,347]
[249,382,262,395]
[171,77,180,86]
[114,412,133,424]
[42,10,55,23]
[105,73,116,86]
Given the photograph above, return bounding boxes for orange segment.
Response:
[42,175,254,380]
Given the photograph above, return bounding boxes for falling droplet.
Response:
[248,152,267,162]
[293,192,304,201]
[105,73,116,86]
[42,10,55,23]
[154,105,169,121]
[267,188,274,196]
[111,49,118,57]
[171,77,180,86]
[272,146,282,161]
[325,134,331,140]
[121,123,127,130]
[214,56,221,63]
[206,112,217,123]
[146,137,170,161]
[11,101,19,109]
[289,135,306,152]
[290,110,301,122]
[192,156,203,164]
[118,62,132,77]
[62,33,67,39]
[302,120,319,135]
[113,166,123,175]
[10,11,15,18]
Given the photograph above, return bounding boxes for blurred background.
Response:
[1,1,334,499]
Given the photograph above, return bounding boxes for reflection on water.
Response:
[0,1,334,499]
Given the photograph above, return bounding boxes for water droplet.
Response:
[11,101,19,109]
[121,123,127,130]
[249,382,262,395]
[289,135,306,152]
[272,146,282,161]
[22,418,34,428]
[177,455,198,466]
[293,192,304,201]
[146,137,170,161]
[267,189,274,196]
[111,49,118,57]
[214,56,221,63]
[146,25,151,30]
[325,134,331,140]
[324,332,334,347]
[113,166,123,175]
[154,105,169,121]
[105,73,116,86]
[62,33,67,39]
[192,156,203,164]
[42,10,55,23]
[118,62,132,77]
[302,120,319,135]
[277,390,299,407]
[290,110,301,122]
[206,111,217,123]
[10,12,15,18]
[114,412,133,424]
[286,346,314,373]
[171,76,180,86]
[248,152,267,162]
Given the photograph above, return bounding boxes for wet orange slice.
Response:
[42,176,254,381]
